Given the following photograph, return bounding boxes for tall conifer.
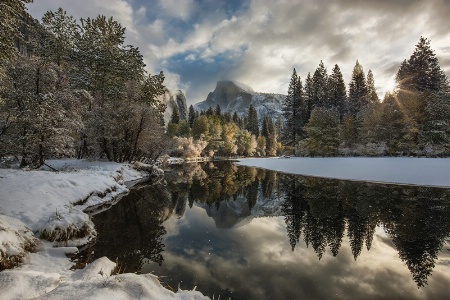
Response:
[348,60,368,117]
[328,64,347,119]
[282,68,305,145]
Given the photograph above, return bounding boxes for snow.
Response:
[0,159,142,235]
[0,159,209,299]
[236,157,450,187]
[0,215,38,268]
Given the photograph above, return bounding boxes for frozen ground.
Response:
[0,159,208,300]
[236,157,450,187]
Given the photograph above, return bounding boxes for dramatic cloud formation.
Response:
[27,0,450,105]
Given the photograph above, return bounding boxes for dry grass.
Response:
[39,222,95,244]
[0,240,37,270]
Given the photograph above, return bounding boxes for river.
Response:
[87,161,450,299]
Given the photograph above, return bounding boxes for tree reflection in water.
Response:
[91,184,170,271]
[91,161,450,287]
[281,173,450,287]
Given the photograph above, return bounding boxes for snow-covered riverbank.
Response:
[0,159,209,300]
[236,157,450,187]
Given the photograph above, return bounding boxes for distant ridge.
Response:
[194,80,285,120]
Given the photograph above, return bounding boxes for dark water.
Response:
[90,162,450,299]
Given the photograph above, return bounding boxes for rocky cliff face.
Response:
[194,80,285,120]
[161,89,188,125]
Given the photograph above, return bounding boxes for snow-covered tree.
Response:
[41,8,78,66]
[0,0,32,62]
[1,57,79,166]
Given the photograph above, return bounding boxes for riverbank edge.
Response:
[0,160,209,300]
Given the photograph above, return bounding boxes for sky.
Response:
[26,0,450,106]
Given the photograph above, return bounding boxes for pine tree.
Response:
[302,107,340,156]
[312,60,329,108]
[232,111,239,124]
[395,37,449,153]
[340,114,358,148]
[304,72,314,121]
[41,8,78,66]
[267,117,278,156]
[171,107,180,124]
[276,115,284,136]
[206,106,214,116]
[348,60,368,117]
[214,104,222,116]
[188,105,196,128]
[420,86,450,154]
[246,104,259,137]
[192,115,209,140]
[282,68,305,146]
[396,37,447,93]
[261,116,270,140]
[379,92,405,154]
[328,64,347,119]
[366,70,379,105]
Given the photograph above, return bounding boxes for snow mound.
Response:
[26,256,209,300]
[39,207,96,246]
[0,215,39,270]
[0,159,145,235]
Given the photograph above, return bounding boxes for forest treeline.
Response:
[282,37,450,156]
[166,103,283,158]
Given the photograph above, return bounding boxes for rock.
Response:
[194,80,285,121]
[160,89,188,126]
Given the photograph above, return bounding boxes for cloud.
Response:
[142,212,450,300]
[158,0,197,21]
[27,0,450,105]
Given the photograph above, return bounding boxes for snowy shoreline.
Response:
[0,159,209,300]
[236,157,450,187]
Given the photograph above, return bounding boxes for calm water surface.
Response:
[90,162,450,299]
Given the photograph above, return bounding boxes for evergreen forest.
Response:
[282,38,450,157]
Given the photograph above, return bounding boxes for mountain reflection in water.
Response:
[91,162,450,300]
